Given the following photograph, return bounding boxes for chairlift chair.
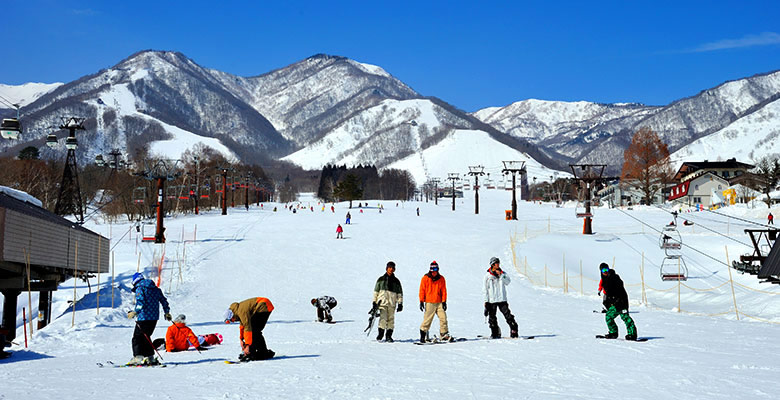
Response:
[0,118,21,140]
[65,136,78,150]
[200,184,210,199]
[132,187,147,204]
[659,229,683,251]
[46,133,58,148]
[95,154,105,167]
[660,255,689,281]
[141,222,156,242]
[166,185,177,200]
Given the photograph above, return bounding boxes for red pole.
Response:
[23,307,28,348]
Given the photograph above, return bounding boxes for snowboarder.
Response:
[599,263,638,340]
[372,261,403,342]
[336,224,344,239]
[416,207,420,216]
[127,272,171,365]
[224,297,275,361]
[483,257,519,338]
[346,212,351,224]
[769,212,774,225]
[419,261,451,342]
[311,296,338,322]
[163,314,202,352]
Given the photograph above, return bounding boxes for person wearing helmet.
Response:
[163,314,201,352]
[127,272,171,365]
[599,263,638,340]
[419,261,451,342]
[311,296,338,323]
[372,261,403,342]
[484,257,519,339]
[224,297,275,361]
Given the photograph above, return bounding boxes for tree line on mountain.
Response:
[317,164,416,207]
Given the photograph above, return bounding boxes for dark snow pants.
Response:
[247,312,271,359]
[605,305,636,336]
[317,307,333,322]
[132,320,158,357]
[486,302,518,336]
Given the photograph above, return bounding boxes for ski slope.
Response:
[1,191,779,399]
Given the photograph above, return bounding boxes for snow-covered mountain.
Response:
[1,50,561,183]
[474,70,780,172]
[0,82,63,107]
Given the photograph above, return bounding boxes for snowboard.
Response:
[413,337,467,345]
[476,335,535,340]
[595,335,648,342]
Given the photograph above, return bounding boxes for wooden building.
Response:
[0,190,109,340]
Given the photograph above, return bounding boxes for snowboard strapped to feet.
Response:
[596,335,648,342]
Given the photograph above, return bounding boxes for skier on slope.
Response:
[372,261,403,342]
[336,224,344,239]
[311,296,338,322]
[419,261,451,342]
[224,297,275,361]
[346,212,351,224]
[483,257,519,339]
[599,263,638,340]
[769,212,774,225]
[127,272,172,365]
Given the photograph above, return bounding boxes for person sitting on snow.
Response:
[164,314,202,352]
[311,296,338,322]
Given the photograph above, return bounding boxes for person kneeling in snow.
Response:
[225,297,275,361]
[311,296,338,322]
[599,263,638,340]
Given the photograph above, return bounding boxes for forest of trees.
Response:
[317,164,416,206]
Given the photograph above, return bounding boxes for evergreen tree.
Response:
[18,146,40,160]
[333,174,363,208]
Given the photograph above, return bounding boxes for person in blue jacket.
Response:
[127,272,171,365]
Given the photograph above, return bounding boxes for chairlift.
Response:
[95,154,105,167]
[166,185,178,200]
[575,186,592,218]
[65,136,78,150]
[141,222,156,242]
[660,255,689,281]
[108,159,117,169]
[1,118,21,140]
[132,187,147,204]
[200,183,210,199]
[46,133,58,148]
[659,229,682,251]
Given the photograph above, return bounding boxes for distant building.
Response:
[668,158,754,207]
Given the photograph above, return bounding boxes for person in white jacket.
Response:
[483,257,519,338]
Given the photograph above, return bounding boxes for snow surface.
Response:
[0,82,63,107]
[1,191,779,399]
[349,60,392,78]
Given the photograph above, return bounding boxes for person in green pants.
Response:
[599,263,638,340]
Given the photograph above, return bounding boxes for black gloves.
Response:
[419,301,425,312]
[397,303,403,312]
[484,302,489,317]
[164,313,172,321]
[369,303,377,314]
[442,302,447,311]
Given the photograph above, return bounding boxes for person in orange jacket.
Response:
[165,314,201,352]
[224,297,275,362]
[418,261,451,342]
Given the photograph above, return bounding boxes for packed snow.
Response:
[1,190,779,399]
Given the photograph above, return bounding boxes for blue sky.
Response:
[5,1,780,111]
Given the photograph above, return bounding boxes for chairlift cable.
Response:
[653,205,753,248]
[705,208,776,230]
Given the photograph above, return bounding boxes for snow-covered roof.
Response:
[0,185,43,207]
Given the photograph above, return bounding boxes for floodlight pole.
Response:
[447,173,459,211]
[468,165,485,215]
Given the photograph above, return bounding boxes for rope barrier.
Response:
[732,282,780,295]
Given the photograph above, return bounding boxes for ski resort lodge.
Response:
[667,158,754,207]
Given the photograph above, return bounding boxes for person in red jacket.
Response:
[769,212,774,225]
[418,261,451,342]
[336,224,344,239]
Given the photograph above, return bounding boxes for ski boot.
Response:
[385,329,394,343]
[142,356,160,366]
[376,328,385,342]
[510,329,519,339]
[127,355,144,366]
[603,332,618,339]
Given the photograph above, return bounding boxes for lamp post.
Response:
[468,165,485,214]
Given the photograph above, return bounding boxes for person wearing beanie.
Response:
[372,261,403,342]
[225,297,275,361]
[483,257,519,339]
[164,314,201,352]
[418,261,451,342]
[127,272,171,365]
[599,263,638,340]
[311,296,338,322]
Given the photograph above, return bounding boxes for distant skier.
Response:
[336,224,344,239]
[419,261,451,342]
[416,207,420,216]
[224,297,275,361]
[331,205,335,213]
[127,272,171,365]
[598,263,638,340]
[769,212,774,225]
[346,212,351,224]
[311,296,338,322]
[483,257,518,338]
[372,261,403,342]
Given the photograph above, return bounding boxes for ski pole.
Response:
[134,320,164,361]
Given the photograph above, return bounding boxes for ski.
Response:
[595,335,648,342]
[97,360,166,368]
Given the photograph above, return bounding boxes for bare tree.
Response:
[620,127,673,205]
[749,156,780,207]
